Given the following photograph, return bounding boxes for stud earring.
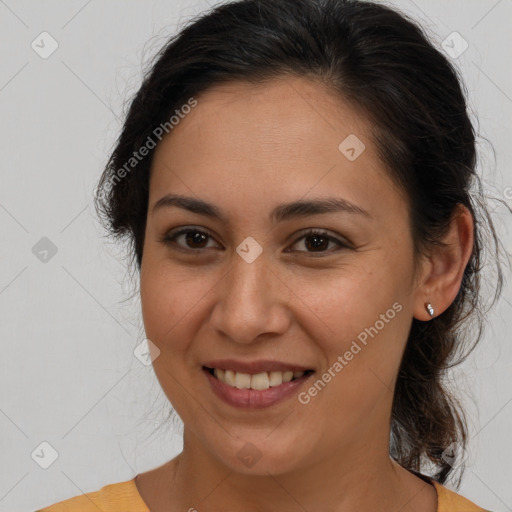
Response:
[425,302,435,318]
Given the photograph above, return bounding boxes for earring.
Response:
[425,302,435,318]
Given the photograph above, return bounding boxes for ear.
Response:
[413,204,474,321]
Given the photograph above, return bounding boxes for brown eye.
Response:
[304,233,330,251]
[162,228,220,251]
[288,229,347,254]
[183,230,209,248]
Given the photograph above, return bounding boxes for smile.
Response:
[202,366,315,409]
[205,367,313,390]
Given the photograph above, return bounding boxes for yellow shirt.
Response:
[35,476,490,511]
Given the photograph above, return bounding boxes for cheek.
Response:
[140,260,199,353]
[293,262,397,343]
[299,264,409,404]
[139,257,227,367]
[139,263,201,409]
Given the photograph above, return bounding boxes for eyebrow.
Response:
[151,193,371,223]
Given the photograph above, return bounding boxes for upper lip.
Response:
[202,359,314,374]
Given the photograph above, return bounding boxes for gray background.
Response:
[1,0,511,510]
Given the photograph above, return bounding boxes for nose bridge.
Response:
[210,243,291,343]
[230,246,272,303]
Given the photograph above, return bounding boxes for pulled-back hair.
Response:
[95,0,507,485]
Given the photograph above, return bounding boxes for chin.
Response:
[210,434,312,476]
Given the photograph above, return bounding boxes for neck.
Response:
[164,430,436,512]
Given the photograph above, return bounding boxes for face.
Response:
[140,76,422,476]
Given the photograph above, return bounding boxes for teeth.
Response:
[282,370,294,383]
[224,369,236,386]
[211,368,306,390]
[268,371,283,387]
[251,372,270,390]
[234,372,251,389]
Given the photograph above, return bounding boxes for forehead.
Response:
[149,76,405,223]
[162,75,371,151]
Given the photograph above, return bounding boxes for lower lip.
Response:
[203,367,314,409]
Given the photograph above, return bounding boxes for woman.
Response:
[37,0,506,510]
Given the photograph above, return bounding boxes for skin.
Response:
[136,75,474,511]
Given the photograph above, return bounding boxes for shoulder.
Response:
[35,478,149,512]
[432,480,492,512]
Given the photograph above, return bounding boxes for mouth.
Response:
[202,364,315,409]
[203,366,315,390]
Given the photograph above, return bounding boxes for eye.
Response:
[161,227,221,251]
[286,229,348,254]
[160,227,349,255]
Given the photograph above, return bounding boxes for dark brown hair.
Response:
[94,0,508,485]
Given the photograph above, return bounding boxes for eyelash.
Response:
[160,227,349,255]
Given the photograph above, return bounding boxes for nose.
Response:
[208,249,292,345]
